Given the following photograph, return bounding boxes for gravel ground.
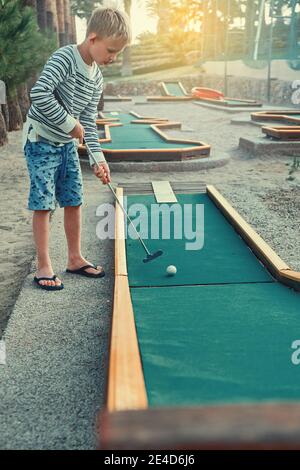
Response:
[0,100,300,449]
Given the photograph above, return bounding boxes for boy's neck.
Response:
[77,41,94,66]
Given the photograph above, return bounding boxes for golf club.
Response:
[84,140,163,263]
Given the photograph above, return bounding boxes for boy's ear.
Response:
[87,32,98,43]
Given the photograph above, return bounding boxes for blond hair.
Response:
[86,7,131,43]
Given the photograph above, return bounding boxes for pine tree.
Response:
[71,0,102,20]
[0,0,56,131]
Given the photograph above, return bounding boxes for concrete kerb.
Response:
[193,101,266,114]
[80,153,229,172]
[239,136,300,157]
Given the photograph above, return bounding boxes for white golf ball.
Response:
[166,265,177,276]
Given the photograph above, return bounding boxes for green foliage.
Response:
[0,0,56,96]
[160,30,201,58]
[70,0,103,20]
[145,0,300,64]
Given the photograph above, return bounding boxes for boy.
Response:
[23,8,131,291]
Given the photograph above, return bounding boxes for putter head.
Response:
[143,250,163,263]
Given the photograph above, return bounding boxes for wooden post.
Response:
[56,0,65,45]
[23,0,37,7]
[46,0,59,35]
[64,0,71,44]
[70,15,77,43]
[37,0,47,30]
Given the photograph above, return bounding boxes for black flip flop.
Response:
[34,275,64,291]
[66,264,105,278]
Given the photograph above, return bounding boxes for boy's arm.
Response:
[30,49,77,134]
[79,79,107,167]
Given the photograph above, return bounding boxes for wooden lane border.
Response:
[207,185,300,291]
[100,182,300,449]
[100,404,300,450]
[197,97,262,107]
[159,80,190,97]
[251,110,300,122]
[285,116,300,125]
[160,81,172,96]
[130,110,169,123]
[114,187,127,277]
[107,187,148,412]
[99,111,169,124]
[104,95,132,102]
[78,122,123,152]
[262,126,300,140]
[79,120,211,159]
[147,95,194,102]
[151,122,210,152]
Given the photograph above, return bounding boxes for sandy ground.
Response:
[0,100,300,449]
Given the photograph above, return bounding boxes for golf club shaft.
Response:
[84,141,151,256]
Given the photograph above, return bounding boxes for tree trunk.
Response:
[27,72,39,95]
[37,0,47,30]
[64,0,71,44]
[23,0,37,8]
[1,104,9,130]
[245,0,259,57]
[18,83,30,122]
[46,0,59,44]
[70,15,77,43]
[122,0,132,77]
[0,109,8,146]
[7,87,23,131]
[50,0,59,36]
[45,0,54,30]
[56,0,66,46]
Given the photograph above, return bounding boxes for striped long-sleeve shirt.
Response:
[25,44,105,166]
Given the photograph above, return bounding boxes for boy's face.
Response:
[88,34,127,65]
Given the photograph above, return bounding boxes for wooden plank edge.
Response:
[107,186,148,412]
[207,185,300,290]
[107,274,148,412]
[99,403,300,450]
[114,188,127,276]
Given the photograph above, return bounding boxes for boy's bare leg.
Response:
[64,205,103,275]
[33,210,62,286]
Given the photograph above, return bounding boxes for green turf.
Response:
[100,112,195,150]
[164,82,186,97]
[103,112,134,124]
[125,194,272,287]
[131,282,300,406]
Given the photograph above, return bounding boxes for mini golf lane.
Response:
[101,113,191,150]
[126,193,271,287]
[251,111,300,125]
[197,97,262,107]
[147,81,193,102]
[162,82,187,97]
[125,192,300,407]
[79,111,210,161]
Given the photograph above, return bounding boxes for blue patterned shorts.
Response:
[24,139,83,211]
